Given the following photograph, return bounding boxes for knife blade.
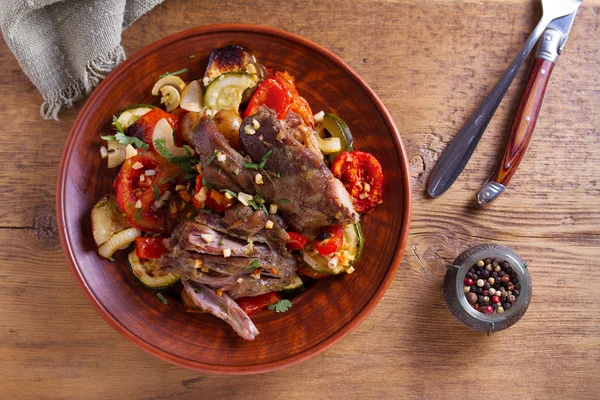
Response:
[476,10,580,206]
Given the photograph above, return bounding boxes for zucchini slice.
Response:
[204,73,256,114]
[92,193,130,247]
[114,105,156,129]
[300,223,364,275]
[128,250,180,290]
[281,274,305,295]
[318,113,354,163]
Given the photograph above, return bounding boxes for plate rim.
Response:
[56,23,412,375]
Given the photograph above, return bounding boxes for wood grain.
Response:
[1,0,600,398]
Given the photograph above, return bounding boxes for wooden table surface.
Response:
[1,0,599,398]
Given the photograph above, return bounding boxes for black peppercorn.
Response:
[480,270,490,279]
[478,295,485,303]
[492,260,499,267]
[484,258,492,265]
[513,289,520,296]
[470,286,477,293]
[492,271,498,278]
[476,287,483,294]
[483,282,491,290]
[498,271,505,277]
[516,283,521,290]
[504,302,512,310]
[468,267,475,273]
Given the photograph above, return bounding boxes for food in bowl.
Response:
[92,45,384,340]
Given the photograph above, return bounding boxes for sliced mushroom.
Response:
[180,80,203,112]
[159,85,181,112]
[107,140,126,168]
[151,75,186,96]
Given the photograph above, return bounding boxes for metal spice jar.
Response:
[444,243,532,334]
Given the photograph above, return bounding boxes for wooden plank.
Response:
[0,0,599,398]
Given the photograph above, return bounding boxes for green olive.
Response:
[213,109,242,151]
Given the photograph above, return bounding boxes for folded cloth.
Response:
[0,0,163,120]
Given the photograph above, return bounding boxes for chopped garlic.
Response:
[139,175,145,182]
[125,144,137,159]
[252,119,260,130]
[217,153,227,162]
[224,191,234,200]
[255,173,264,185]
[194,187,209,204]
[200,234,214,243]
[134,199,142,209]
[202,77,210,86]
[251,271,261,280]
[269,204,278,215]
[237,277,243,284]
[194,259,204,269]
[313,111,325,122]
[364,182,371,192]
[100,145,108,159]
[276,131,286,142]
[346,266,355,274]
[237,192,253,206]
[244,125,256,135]
[265,220,274,229]
[223,248,231,257]
[175,184,187,192]
[359,192,368,200]
[145,169,157,176]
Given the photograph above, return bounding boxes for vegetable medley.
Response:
[92,45,384,339]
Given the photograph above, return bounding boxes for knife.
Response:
[476,11,579,206]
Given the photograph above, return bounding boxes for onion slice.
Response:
[152,118,194,157]
[98,227,141,258]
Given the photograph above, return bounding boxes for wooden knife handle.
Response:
[477,58,555,206]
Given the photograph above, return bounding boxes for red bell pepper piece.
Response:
[235,292,281,316]
[127,108,180,149]
[135,237,169,259]
[244,78,294,119]
[313,226,344,256]
[286,232,309,251]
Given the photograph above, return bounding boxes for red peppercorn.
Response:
[484,305,494,314]
[502,275,510,283]
[482,290,489,296]
[464,278,474,286]
[492,296,500,304]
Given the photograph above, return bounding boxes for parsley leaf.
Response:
[153,185,160,201]
[198,208,212,214]
[107,256,115,262]
[159,68,188,78]
[268,299,292,313]
[220,189,238,199]
[247,260,260,270]
[154,138,173,158]
[243,162,259,170]
[218,236,225,247]
[156,292,168,304]
[100,134,116,141]
[276,198,291,204]
[135,208,142,220]
[115,132,149,150]
[154,139,199,173]
[194,287,202,294]
[202,177,214,189]
[206,150,218,165]
[188,54,195,59]
[258,150,273,169]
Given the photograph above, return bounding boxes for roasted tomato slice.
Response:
[270,70,314,127]
[244,78,294,119]
[128,108,180,148]
[331,151,384,214]
[313,226,344,256]
[286,232,309,251]
[135,237,169,259]
[235,292,281,316]
[114,150,182,233]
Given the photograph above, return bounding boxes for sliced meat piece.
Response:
[240,107,359,231]
[182,280,259,341]
[192,116,256,194]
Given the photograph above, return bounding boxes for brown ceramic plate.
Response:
[57,24,411,374]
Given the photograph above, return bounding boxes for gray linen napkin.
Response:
[0,0,163,120]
